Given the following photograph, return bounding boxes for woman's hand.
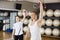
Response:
[40,0,43,4]
[37,0,44,27]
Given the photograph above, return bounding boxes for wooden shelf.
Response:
[0,16,10,17]
[42,26,60,29]
[43,16,60,20]
[23,34,60,39]
[3,23,10,24]
[42,35,60,39]
[0,8,18,12]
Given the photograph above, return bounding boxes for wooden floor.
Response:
[0,31,60,40]
[0,31,12,40]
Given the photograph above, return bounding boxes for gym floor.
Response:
[0,31,29,40]
[0,31,12,40]
[0,31,60,40]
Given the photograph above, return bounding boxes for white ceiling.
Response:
[0,0,60,3]
[25,0,60,3]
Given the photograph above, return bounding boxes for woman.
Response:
[25,0,43,40]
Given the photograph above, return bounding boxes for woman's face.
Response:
[31,12,37,20]
[16,16,20,22]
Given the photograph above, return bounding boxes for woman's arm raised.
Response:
[37,0,44,27]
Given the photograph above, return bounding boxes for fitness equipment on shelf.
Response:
[40,27,45,35]
[46,9,54,17]
[46,19,53,26]
[53,19,60,27]
[45,28,52,35]
[52,28,60,36]
[54,10,60,17]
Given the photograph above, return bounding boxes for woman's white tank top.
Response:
[29,21,41,40]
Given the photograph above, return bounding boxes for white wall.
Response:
[0,1,15,9]
[1,0,60,3]
[0,1,34,11]
[44,0,60,3]
[0,0,60,11]
[26,0,60,3]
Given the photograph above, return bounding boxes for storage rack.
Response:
[42,3,60,38]
[0,8,18,31]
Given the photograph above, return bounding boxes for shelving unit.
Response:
[0,8,18,32]
[41,3,60,40]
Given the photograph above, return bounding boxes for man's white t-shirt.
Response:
[13,21,23,35]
